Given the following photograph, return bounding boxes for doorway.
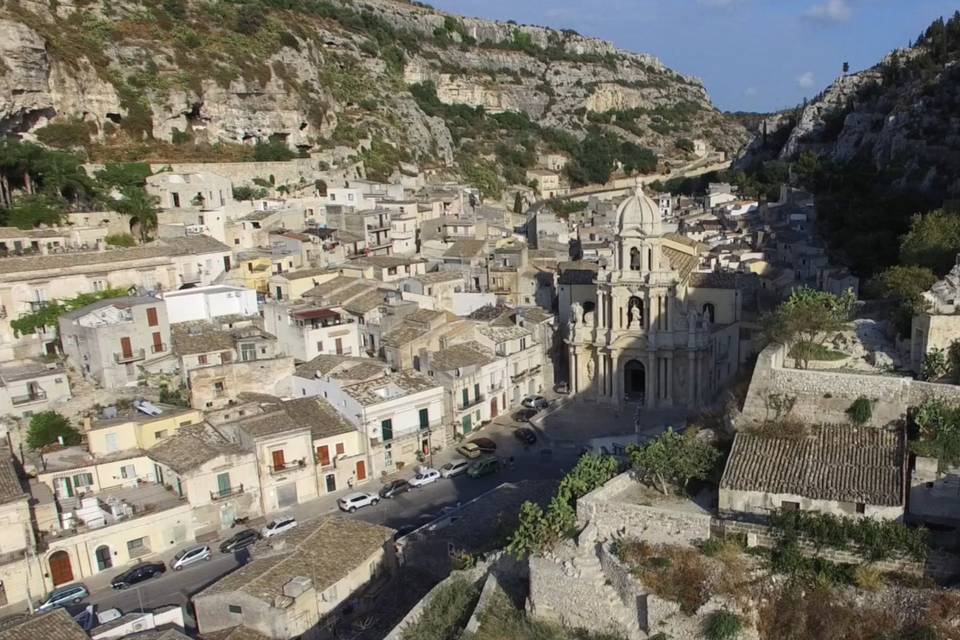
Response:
[49,551,73,586]
[490,397,498,418]
[624,359,646,404]
[95,546,112,571]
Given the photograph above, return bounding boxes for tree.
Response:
[232,185,268,201]
[866,265,937,337]
[112,186,159,242]
[628,428,720,495]
[763,287,855,369]
[1,195,66,229]
[27,411,81,450]
[94,163,152,190]
[900,209,960,276]
[11,288,129,337]
[921,348,949,381]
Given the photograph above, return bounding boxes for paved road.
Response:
[82,410,582,624]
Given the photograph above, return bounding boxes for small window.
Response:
[855,503,866,514]
[228,604,242,614]
[198,354,208,365]
[781,501,800,511]
[154,429,168,440]
[926,482,935,489]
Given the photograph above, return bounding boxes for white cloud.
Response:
[796,71,816,90]
[803,0,852,24]
[744,87,758,97]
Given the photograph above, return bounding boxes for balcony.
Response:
[114,348,146,364]
[333,347,353,356]
[269,458,306,475]
[210,484,245,501]
[150,343,167,354]
[366,222,390,232]
[459,394,485,411]
[11,388,46,406]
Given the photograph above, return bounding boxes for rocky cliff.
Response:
[737,13,960,200]
[0,0,746,185]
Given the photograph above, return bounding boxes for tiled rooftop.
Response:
[720,424,905,506]
[429,341,497,371]
[147,424,247,475]
[0,609,88,640]
[0,447,25,505]
[197,517,392,604]
[343,370,438,406]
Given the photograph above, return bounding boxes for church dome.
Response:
[616,180,662,236]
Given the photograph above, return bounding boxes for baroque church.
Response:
[566,182,744,409]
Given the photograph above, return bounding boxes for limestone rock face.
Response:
[0,0,742,165]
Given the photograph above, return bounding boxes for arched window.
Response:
[629,247,641,271]
[583,301,596,314]
[703,303,716,324]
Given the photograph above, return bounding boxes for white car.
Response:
[522,394,549,410]
[338,492,379,512]
[409,468,441,487]
[170,545,211,570]
[440,458,470,478]
[262,516,298,538]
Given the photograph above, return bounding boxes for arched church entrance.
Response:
[624,359,645,404]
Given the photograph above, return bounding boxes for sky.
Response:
[427,0,958,113]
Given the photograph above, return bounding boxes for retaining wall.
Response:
[577,473,713,546]
[740,343,960,427]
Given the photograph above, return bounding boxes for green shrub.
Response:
[252,139,295,161]
[704,610,743,640]
[105,233,137,247]
[35,119,93,149]
[27,412,81,450]
[846,396,873,425]
[398,578,479,640]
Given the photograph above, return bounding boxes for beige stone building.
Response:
[425,341,508,436]
[911,257,960,373]
[0,359,71,419]
[719,423,906,521]
[566,184,742,409]
[60,296,173,388]
[0,236,232,360]
[193,518,395,639]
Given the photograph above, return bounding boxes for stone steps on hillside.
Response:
[572,550,644,640]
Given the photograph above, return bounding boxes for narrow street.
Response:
[75,406,584,626]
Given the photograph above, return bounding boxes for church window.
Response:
[629,247,641,271]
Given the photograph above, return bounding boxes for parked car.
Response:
[522,394,549,410]
[467,457,500,478]
[262,516,298,538]
[379,479,411,499]
[512,408,538,422]
[456,442,482,459]
[440,458,471,478]
[170,545,211,571]
[469,437,497,453]
[338,492,379,512]
[219,529,259,553]
[37,584,89,612]
[111,562,165,589]
[513,427,537,445]
[409,468,441,488]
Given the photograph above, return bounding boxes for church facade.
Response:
[566,184,743,410]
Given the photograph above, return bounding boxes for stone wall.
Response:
[740,343,960,427]
[577,473,713,546]
[714,518,927,575]
[597,543,646,632]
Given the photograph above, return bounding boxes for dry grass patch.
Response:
[614,540,709,614]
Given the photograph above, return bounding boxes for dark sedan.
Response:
[111,562,165,589]
[379,479,411,499]
[219,528,260,553]
[513,427,537,445]
[512,408,537,422]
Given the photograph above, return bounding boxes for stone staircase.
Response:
[571,546,645,640]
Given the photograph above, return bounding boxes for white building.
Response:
[0,359,71,419]
[263,300,363,362]
[424,341,508,436]
[162,285,259,324]
[292,364,445,476]
[146,171,234,211]
[473,323,544,406]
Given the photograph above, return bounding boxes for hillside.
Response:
[734,13,960,276]
[0,0,746,195]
